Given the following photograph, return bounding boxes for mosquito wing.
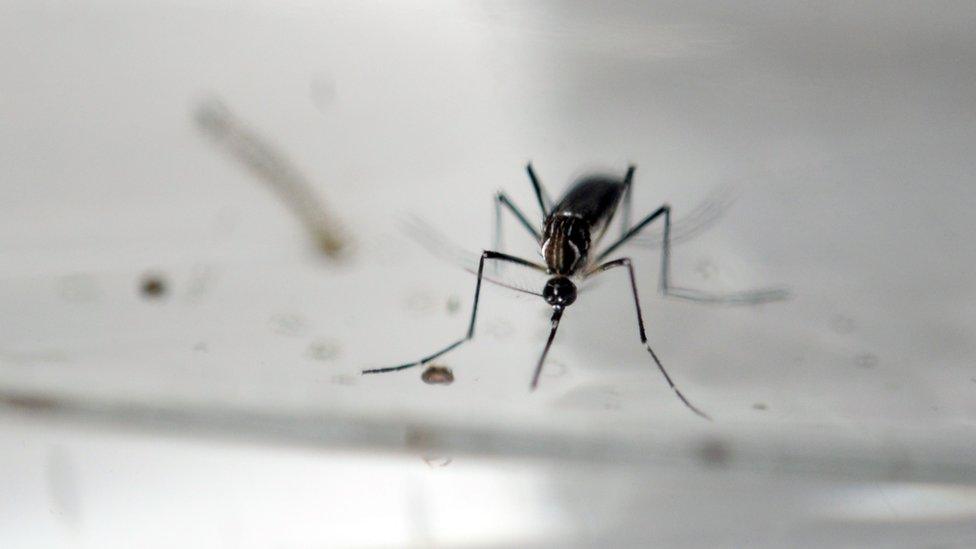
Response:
[401,215,546,299]
[629,185,740,249]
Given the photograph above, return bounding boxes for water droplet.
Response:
[307,339,341,361]
[446,294,461,315]
[310,76,338,110]
[695,259,718,280]
[405,292,436,315]
[270,314,307,337]
[830,315,856,334]
[486,319,515,340]
[422,456,452,468]
[58,274,99,303]
[330,374,356,386]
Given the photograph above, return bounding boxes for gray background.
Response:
[1,1,975,547]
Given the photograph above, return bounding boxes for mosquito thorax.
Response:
[542,214,591,275]
[543,276,577,307]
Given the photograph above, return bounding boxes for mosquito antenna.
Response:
[526,163,552,217]
[644,342,712,420]
[530,307,564,390]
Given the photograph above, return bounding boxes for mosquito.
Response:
[363,164,788,419]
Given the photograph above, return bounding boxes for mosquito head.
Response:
[543,276,577,308]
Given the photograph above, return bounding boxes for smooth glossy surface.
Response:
[2,1,975,547]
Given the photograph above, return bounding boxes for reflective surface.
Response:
[2,1,975,547]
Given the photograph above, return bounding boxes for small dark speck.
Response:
[310,76,338,110]
[184,264,215,302]
[446,294,461,315]
[695,259,718,280]
[270,313,307,337]
[330,374,356,386]
[855,353,878,369]
[307,339,341,361]
[697,438,731,467]
[405,428,435,449]
[1,394,61,412]
[830,315,856,334]
[140,274,167,299]
[752,402,768,411]
[422,365,454,385]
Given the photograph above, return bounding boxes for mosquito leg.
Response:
[598,204,790,304]
[619,165,635,239]
[530,307,564,390]
[588,258,711,420]
[493,191,542,273]
[362,251,546,375]
[525,162,553,218]
[599,204,666,262]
